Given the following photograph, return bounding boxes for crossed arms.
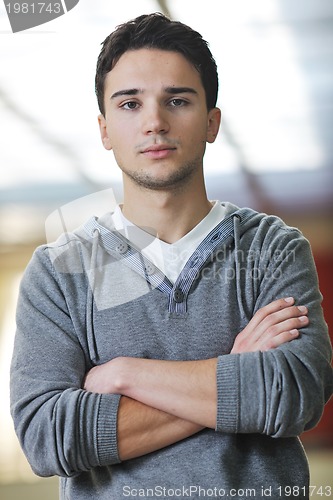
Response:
[11,231,333,479]
[84,297,309,461]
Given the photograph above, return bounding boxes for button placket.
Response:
[189,254,201,268]
[173,288,184,303]
[210,232,221,243]
[144,262,156,276]
[115,241,128,254]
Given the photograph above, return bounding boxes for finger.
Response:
[274,315,309,334]
[259,329,300,352]
[247,304,308,342]
[258,305,308,333]
[233,298,309,354]
[244,297,296,333]
[257,296,296,317]
[259,314,309,343]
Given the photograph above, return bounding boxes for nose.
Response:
[142,103,169,135]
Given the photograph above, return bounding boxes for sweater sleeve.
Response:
[10,246,121,478]
[216,224,333,437]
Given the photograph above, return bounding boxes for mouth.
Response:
[141,144,176,159]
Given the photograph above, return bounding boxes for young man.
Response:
[11,13,332,500]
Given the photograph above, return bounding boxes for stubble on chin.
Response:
[121,157,202,192]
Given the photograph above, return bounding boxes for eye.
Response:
[121,101,139,110]
[169,98,187,107]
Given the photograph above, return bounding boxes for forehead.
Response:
[104,48,203,94]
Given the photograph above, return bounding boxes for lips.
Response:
[141,144,176,159]
[142,144,176,153]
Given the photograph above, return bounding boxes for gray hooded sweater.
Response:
[10,202,333,499]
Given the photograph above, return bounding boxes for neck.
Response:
[121,175,212,244]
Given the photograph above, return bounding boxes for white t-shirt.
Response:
[111,201,226,283]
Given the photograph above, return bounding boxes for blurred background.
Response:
[0,0,332,498]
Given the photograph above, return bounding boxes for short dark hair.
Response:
[95,12,219,115]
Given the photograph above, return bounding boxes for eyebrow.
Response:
[110,88,140,99]
[110,86,198,99]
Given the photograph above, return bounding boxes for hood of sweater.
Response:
[81,201,258,295]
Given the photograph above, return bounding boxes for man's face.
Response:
[98,48,220,191]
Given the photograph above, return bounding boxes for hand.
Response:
[83,358,119,394]
[231,297,309,354]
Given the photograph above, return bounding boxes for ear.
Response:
[98,114,112,151]
[206,107,221,144]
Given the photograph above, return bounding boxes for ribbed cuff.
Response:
[216,355,240,433]
[96,393,122,466]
